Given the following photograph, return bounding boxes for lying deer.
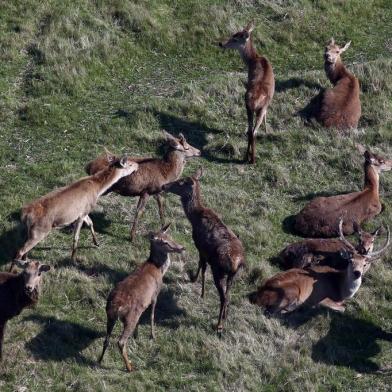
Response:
[163,168,245,336]
[317,38,361,129]
[98,223,184,372]
[0,259,51,360]
[13,156,138,268]
[280,220,382,269]
[219,22,274,164]
[294,148,392,237]
[86,131,200,242]
[249,222,390,315]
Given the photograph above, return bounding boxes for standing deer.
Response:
[98,223,185,372]
[219,22,275,164]
[317,38,361,129]
[13,156,138,268]
[85,131,201,242]
[294,148,392,237]
[0,259,51,360]
[163,168,245,336]
[249,223,390,315]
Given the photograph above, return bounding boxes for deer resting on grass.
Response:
[98,223,184,372]
[86,131,201,242]
[163,168,245,336]
[219,22,274,164]
[13,156,138,268]
[294,148,392,238]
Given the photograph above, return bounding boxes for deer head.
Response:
[15,259,51,297]
[219,22,255,50]
[324,38,351,64]
[162,131,201,158]
[149,223,185,256]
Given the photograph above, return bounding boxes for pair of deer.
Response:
[219,23,360,163]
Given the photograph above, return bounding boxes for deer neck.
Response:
[340,267,362,299]
[238,38,258,67]
[180,185,203,220]
[94,166,127,197]
[163,150,186,180]
[148,247,171,275]
[324,58,349,85]
[363,163,379,195]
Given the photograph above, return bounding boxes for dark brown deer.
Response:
[280,221,383,269]
[0,259,51,360]
[317,38,361,129]
[13,157,138,267]
[98,223,184,372]
[294,149,392,237]
[249,229,390,315]
[163,168,245,336]
[85,131,201,242]
[219,22,274,164]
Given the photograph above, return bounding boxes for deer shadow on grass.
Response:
[275,78,323,93]
[24,314,103,366]
[297,88,325,125]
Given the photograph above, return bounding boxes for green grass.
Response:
[1,0,392,390]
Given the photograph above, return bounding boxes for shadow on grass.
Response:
[282,214,298,236]
[275,78,323,93]
[24,314,103,365]
[292,190,344,202]
[297,88,324,124]
[89,211,112,235]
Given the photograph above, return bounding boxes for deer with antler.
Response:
[219,22,275,164]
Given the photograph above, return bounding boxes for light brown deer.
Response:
[13,157,138,268]
[280,221,383,269]
[219,22,275,164]
[249,223,390,315]
[85,131,200,242]
[294,148,392,238]
[98,223,184,372]
[0,259,51,360]
[163,168,245,336]
[317,38,361,129]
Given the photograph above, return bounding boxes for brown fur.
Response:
[317,39,361,129]
[98,224,184,372]
[294,150,392,237]
[163,169,245,335]
[219,23,274,164]
[85,132,200,241]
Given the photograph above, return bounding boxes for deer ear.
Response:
[328,37,335,46]
[15,259,29,268]
[162,130,176,141]
[39,264,51,273]
[245,21,255,33]
[178,133,185,142]
[119,156,128,168]
[161,222,171,233]
[194,167,203,180]
[341,41,351,52]
[104,147,116,163]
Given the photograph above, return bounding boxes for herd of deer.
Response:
[0,23,391,373]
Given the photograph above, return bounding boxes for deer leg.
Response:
[71,218,84,260]
[98,316,116,364]
[117,317,139,372]
[319,298,346,312]
[245,107,254,163]
[154,194,165,226]
[130,193,149,242]
[223,274,235,320]
[83,215,99,247]
[0,321,6,361]
[212,271,227,337]
[250,108,266,164]
[150,297,157,340]
[200,261,207,299]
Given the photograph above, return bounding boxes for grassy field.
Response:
[1,0,392,390]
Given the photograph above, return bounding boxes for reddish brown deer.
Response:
[294,149,392,237]
[317,38,361,129]
[85,131,201,242]
[13,157,138,268]
[98,223,184,372]
[280,221,383,269]
[219,22,275,164]
[249,227,390,315]
[163,168,245,336]
[0,259,51,360]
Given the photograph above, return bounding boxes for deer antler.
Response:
[367,226,391,259]
[338,218,355,251]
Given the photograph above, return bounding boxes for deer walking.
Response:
[294,148,392,237]
[163,168,245,336]
[317,38,361,129]
[219,22,275,164]
[98,224,184,372]
[86,131,200,242]
[13,157,138,268]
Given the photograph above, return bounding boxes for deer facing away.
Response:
[163,168,245,336]
[294,149,392,238]
[219,22,275,164]
[0,259,51,360]
[13,156,138,268]
[85,131,201,242]
[98,223,184,372]
[317,38,361,129]
[249,221,390,315]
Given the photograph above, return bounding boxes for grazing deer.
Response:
[0,259,51,360]
[280,221,382,269]
[163,168,245,336]
[13,157,138,268]
[294,148,392,237]
[317,38,361,129]
[85,131,201,242]
[249,223,390,315]
[98,223,184,372]
[219,22,274,164]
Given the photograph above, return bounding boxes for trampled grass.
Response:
[1,1,392,391]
